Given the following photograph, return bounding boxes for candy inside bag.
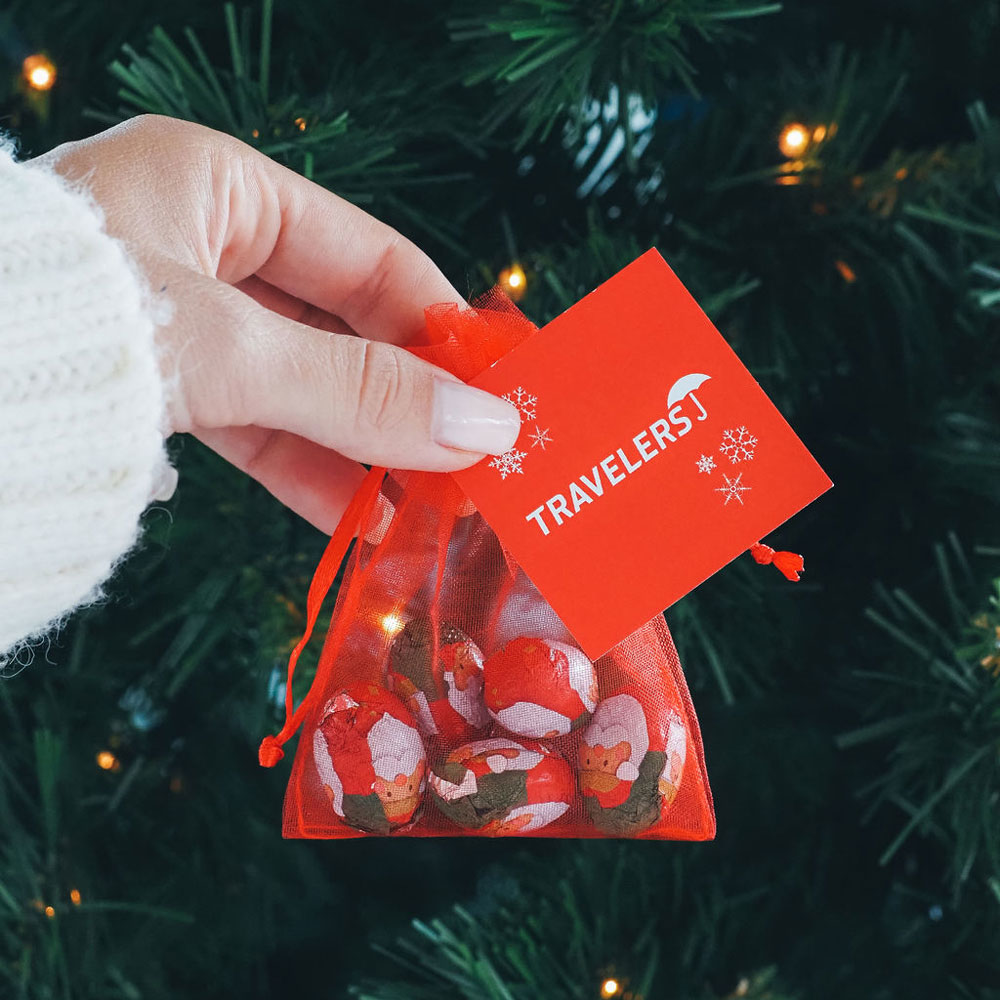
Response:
[258,291,715,841]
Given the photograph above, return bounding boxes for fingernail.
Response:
[432,380,521,455]
[150,461,178,502]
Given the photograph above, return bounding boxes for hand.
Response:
[28,115,520,532]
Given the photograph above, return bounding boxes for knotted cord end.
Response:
[750,542,805,582]
[258,735,285,768]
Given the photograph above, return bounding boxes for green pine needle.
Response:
[844,543,1000,894]
[448,0,781,150]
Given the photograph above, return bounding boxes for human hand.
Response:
[28,114,520,532]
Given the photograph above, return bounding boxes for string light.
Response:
[980,649,1000,678]
[972,615,1000,677]
[96,750,120,772]
[380,612,405,635]
[251,128,260,139]
[294,116,307,132]
[835,260,857,284]
[601,979,621,997]
[70,889,82,906]
[22,54,56,92]
[44,905,55,919]
[812,124,827,142]
[276,594,303,621]
[499,263,527,301]
[778,122,809,158]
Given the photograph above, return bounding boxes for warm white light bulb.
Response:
[381,612,405,635]
[499,263,527,299]
[778,122,809,158]
[22,55,56,92]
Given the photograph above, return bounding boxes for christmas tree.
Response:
[2,0,999,996]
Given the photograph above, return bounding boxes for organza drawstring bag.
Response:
[258,288,716,840]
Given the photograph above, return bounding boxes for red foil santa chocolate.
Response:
[578,692,687,835]
[483,637,597,738]
[428,737,575,835]
[312,684,427,834]
[387,618,489,741]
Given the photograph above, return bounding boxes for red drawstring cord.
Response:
[750,542,805,582]
[258,466,387,768]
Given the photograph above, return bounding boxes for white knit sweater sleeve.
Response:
[0,135,173,665]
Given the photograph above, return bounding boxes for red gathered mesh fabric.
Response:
[263,288,715,840]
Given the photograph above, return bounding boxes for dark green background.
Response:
[1,1,998,997]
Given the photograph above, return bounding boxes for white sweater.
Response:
[0,137,172,667]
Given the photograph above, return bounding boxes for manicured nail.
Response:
[150,462,178,502]
[432,379,521,455]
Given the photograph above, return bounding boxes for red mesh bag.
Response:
[258,289,715,840]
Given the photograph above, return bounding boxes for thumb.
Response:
[163,271,522,471]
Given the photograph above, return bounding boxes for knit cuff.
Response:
[0,133,173,663]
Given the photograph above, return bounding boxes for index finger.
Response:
[245,149,467,346]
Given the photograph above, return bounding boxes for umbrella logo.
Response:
[666,373,711,422]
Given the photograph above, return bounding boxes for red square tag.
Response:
[452,248,832,659]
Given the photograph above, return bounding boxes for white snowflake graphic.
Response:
[715,472,751,506]
[503,385,537,421]
[719,426,758,464]
[696,454,716,474]
[489,448,526,480]
[529,426,553,450]
[491,386,544,479]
